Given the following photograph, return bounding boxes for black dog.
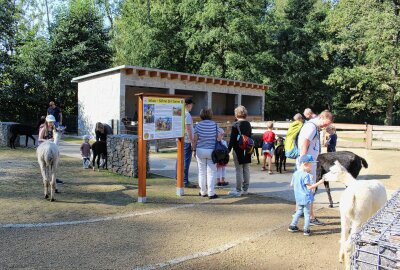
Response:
[274,137,286,173]
[317,151,368,208]
[9,124,37,149]
[92,141,107,170]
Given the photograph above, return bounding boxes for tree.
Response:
[47,0,112,115]
[113,0,186,71]
[180,0,268,82]
[325,0,400,125]
[262,0,334,120]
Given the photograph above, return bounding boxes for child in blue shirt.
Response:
[288,155,325,236]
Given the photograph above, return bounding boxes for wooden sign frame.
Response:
[136,93,190,203]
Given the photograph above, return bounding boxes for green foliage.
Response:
[263,0,334,120]
[47,0,112,115]
[0,0,112,123]
[113,0,268,82]
[324,0,400,125]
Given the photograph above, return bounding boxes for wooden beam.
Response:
[214,79,220,84]
[168,73,178,80]
[189,76,197,82]
[125,68,133,75]
[197,77,205,83]
[149,71,158,77]
[160,72,168,79]
[220,80,227,85]
[180,74,188,80]
[138,69,146,76]
[206,78,213,83]
[227,81,234,86]
[234,82,241,87]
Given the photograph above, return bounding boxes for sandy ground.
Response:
[0,146,398,269]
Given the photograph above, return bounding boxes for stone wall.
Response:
[107,135,149,177]
[0,122,19,147]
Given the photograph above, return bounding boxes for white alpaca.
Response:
[36,130,61,201]
[322,161,387,269]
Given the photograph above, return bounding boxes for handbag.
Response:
[211,124,229,165]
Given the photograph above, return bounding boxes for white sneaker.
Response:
[228,190,242,197]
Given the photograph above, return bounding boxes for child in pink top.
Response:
[262,121,276,174]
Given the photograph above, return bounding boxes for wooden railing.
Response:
[113,118,400,150]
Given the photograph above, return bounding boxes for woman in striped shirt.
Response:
[192,108,220,199]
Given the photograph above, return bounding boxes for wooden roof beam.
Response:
[149,71,158,77]
[160,72,168,79]
[137,69,147,76]
[189,76,197,82]
[168,73,178,80]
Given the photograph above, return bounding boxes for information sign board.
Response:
[142,97,185,140]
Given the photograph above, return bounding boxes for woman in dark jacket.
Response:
[228,105,252,196]
[95,122,113,142]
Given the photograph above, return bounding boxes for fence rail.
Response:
[111,119,400,151]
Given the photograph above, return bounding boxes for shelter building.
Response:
[72,65,268,136]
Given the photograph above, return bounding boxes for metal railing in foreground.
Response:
[351,189,400,269]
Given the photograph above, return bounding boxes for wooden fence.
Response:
[116,119,400,151]
[220,121,400,150]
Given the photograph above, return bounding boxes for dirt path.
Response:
[0,146,398,269]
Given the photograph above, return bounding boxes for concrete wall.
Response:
[242,95,263,115]
[124,86,168,120]
[78,71,122,136]
[211,93,236,115]
[175,89,208,115]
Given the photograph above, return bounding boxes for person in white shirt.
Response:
[296,110,333,226]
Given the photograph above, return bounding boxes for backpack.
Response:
[284,121,318,159]
[211,125,230,165]
[212,140,230,165]
[237,124,255,155]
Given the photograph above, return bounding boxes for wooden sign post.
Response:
[136,93,189,202]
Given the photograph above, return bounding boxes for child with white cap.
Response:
[288,155,325,236]
[80,135,92,169]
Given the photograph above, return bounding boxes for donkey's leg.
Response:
[324,181,334,208]
[255,148,260,164]
[9,134,17,149]
[283,157,287,171]
[92,153,96,171]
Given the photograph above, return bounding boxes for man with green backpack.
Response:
[296,110,333,226]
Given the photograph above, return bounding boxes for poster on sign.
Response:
[142,97,185,140]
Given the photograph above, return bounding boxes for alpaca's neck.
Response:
[53,132,60,145]
[341,172,356,186]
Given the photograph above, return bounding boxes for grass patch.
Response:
[0,147,213,224]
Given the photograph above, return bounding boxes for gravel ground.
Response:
[0,146,398,269]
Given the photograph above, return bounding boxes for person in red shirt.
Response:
[262,121,276,174]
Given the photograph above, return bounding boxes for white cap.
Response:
[46,115,56,122]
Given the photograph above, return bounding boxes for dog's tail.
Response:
[360,156,368,169]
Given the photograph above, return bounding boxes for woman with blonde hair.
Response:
[228,105,252,196]
[38,115,57,145]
